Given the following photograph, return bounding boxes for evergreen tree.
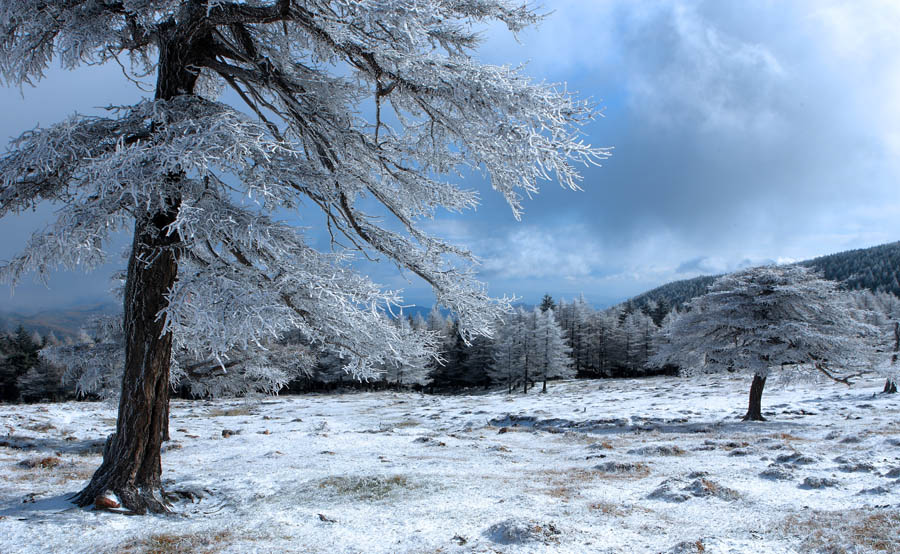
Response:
[0,326,40,402]
[539,294,556,313]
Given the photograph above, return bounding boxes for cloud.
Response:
[479,226,604,281]
[675,256,776,275]
[623,2,786,135]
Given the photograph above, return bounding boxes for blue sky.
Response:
[3,0,900,313]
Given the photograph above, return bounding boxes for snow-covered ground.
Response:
[1,374,898,553]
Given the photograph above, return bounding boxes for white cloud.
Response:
[479,226,602,280]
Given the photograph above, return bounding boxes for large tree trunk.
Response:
[885,379,898,394]
[73,210,180,513]
[743,374,767,421]
[73,21,202,513]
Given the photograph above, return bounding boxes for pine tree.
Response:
[539,294,556,313]
[0,1,607,511]
[0,326,40,401]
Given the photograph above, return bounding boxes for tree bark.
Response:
[743,374,767,421]
[73,18,206,513]
[73,209,180,513]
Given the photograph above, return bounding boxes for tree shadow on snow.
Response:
[487,414,804,436]
[0,435,105,455]
[0,493,80,518]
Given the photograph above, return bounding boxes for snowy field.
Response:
[1,374,899,553]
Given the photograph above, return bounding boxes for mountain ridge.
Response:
[625,240,900,313]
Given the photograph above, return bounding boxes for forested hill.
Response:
[626,275,720,315]
[626,240,900,313]
[800,240,900,296]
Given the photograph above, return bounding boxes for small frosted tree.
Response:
[849,290,900,393]
[653,266,878,421]
[534,307,573,392]
[0,1,608,512]
[379,314,430,387]
[488,311,525,393]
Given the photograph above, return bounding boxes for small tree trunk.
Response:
[743,374,767,421]
[73,211,180,513]
[888,323,899,394]
[541,379,547,393]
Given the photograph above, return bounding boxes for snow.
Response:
[1,374,899,553]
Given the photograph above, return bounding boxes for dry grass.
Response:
[22,422,55,432]
[391,419,422,429]
[206,407,254,417]
[770,432,808,442]
[587,501,628,517]
[11,457,96,483]
[114,530,234,554]
[780,509,900,553]
[540,463,651,501]
[314,474,417,501]
[17,456,62,469]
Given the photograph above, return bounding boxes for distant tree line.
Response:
[0,326,75,402]
[5,271,900,403]
[288,295,673,393]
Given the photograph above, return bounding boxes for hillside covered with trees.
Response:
[627,240,900,316]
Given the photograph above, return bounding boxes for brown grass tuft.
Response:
[17,456,62,469]
[780,509,900,553]
[114,530,234,554]
[207,407,254,417]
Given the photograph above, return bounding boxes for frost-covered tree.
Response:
[488,307,571,393]
[488,310,525,393]
[533,307,573,392]
[849,290,900,393]
[379,314,430,387]
[0,1,607,512]
[652,266,878,421]
[42,316,125,400]
[43,314,319,400]
[621,309,656,375]
[557,296,591,374]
